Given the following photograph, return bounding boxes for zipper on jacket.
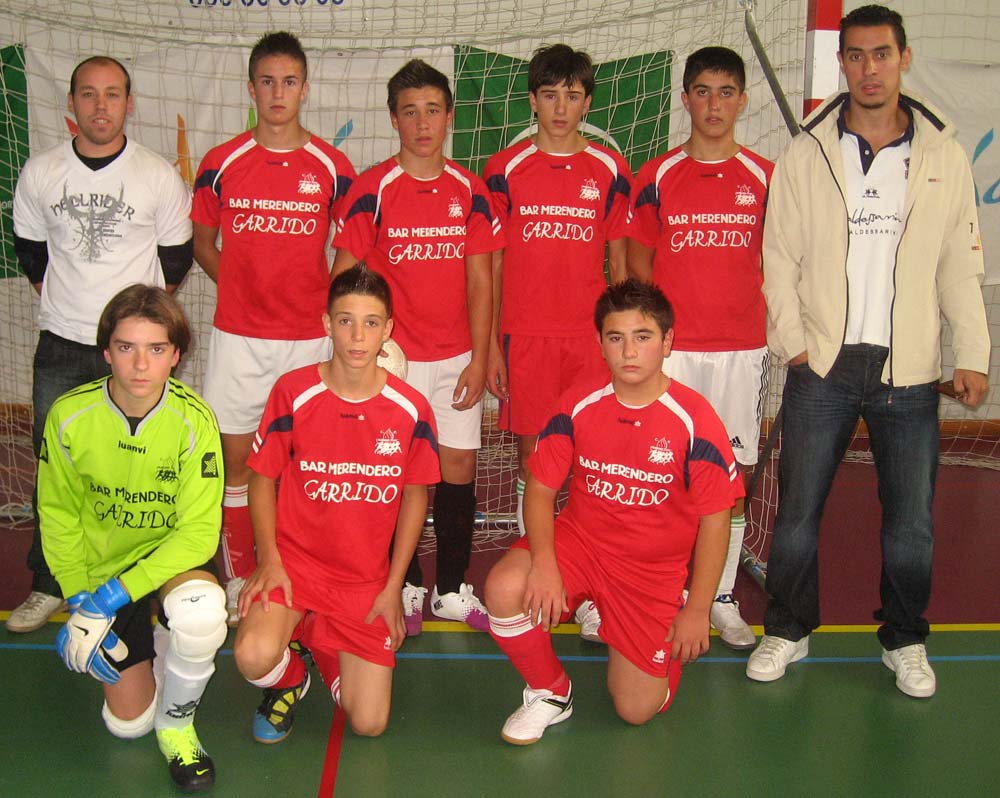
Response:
[809,129,852,358]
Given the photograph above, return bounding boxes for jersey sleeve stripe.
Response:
[193,169,220,197]
[470,193,500,233]
[606,173,632,220]
[375,164,407,221]
[485,173,511,214]
[212,138,258,195]
[685,437,736,490]
[633,182,659,213]
[570,383,615,418]
[443,163,473,194]
[413,419,439,454]
[656,392,696,452]
[292,382,328,413]
[381,384,419,423]
[537,412,574,445]
[735,151,769,189]
[256,414,293,454]
[304,141,343,184]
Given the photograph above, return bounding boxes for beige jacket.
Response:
[762,91,989,385]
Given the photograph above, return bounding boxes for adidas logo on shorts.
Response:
[729,436,744,450]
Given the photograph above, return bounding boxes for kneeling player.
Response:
[39,285,226,792]
[485,279,742,743]
[233,265,440,740]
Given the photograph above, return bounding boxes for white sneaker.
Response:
[710,594,756,650]
[501,684,573,745]
[430,583,489,631]
[882,644,936,698]
[746,635,809,682]
[402,583,428,637]
[5,591,66,633]
[225,577,245,628]
[574,601,603,643]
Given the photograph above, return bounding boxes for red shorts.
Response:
[512,524,685,678]
[265,578,394,668]
[499,333,609,436]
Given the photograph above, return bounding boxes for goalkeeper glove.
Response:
[56,578,131,685]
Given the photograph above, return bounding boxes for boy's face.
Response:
[103,316,179,414]
[529,80,592,138]
[324,293,393,372]
[600,309,673,387]
[67,61,133,151]
[838,25,910,111]
[682,69,746,141]
[248,54,308,127]
[391,86,453,161]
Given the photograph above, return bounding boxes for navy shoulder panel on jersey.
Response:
[537,412,574,445]
[413,419,439,454]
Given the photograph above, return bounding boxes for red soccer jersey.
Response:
[248,365,441,589]
[191,131,355,340]
[529,377,743,598]
[484,140,632,336]
[629,146,773,351]
[333,158,504,361]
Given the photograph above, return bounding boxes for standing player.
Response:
[233,265,440,740]
[628,47,773,650]
[9,55,193,633]
[332,60,502,635]
[485,279,741,744]
[483,45,631,642]
[39,285,226,792]
[192,31,356,623]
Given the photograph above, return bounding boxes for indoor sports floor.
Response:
[2,460,999,797]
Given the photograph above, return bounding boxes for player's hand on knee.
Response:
[365,586,405,650]
[523,561,568,632]
[239,557,292,617]
[665,606,710,664]
[56,579,131,684]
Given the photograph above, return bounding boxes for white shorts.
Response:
[406,351,482,450]
[204,328,332,434]
[662,347,769,466]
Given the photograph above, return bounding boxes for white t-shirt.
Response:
[840,129,910,348]
[13,138,192,344]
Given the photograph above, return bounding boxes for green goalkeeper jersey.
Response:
[38,376,223,601]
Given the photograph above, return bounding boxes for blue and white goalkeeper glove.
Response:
[56,578,131,685]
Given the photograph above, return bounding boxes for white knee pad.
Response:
[102,696,156,739]
[162,579,227,663]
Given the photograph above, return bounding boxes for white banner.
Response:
[907,57,1000,286]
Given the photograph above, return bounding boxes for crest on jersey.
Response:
[298,172,322,195]
[579,178,601,202]
[448,196,463,219]
[155,459,179,484]
[374,428,402,457]
[734,184,756,207]
[652,648,666,664]
[648,437,674,465]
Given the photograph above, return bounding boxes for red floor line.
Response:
[318,706,346,798]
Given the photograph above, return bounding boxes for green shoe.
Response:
[156,724,215,793]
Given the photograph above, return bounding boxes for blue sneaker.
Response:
[252,671,311,744]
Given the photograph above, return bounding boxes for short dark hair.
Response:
[327,263,393,318]
[249,31,308,82]
[683,46,746,94]
[527,44,595,96]
[387,59,453,113]
[839,4,907,53]
[97,284,191,355]
[594,279,674,337]
[70,56,131,97]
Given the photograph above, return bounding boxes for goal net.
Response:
[1,1,995,567]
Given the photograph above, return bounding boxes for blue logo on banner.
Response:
[973,129,999,206]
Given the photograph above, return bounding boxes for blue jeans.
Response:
[27,331,111,596]
[763,345,939,650]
